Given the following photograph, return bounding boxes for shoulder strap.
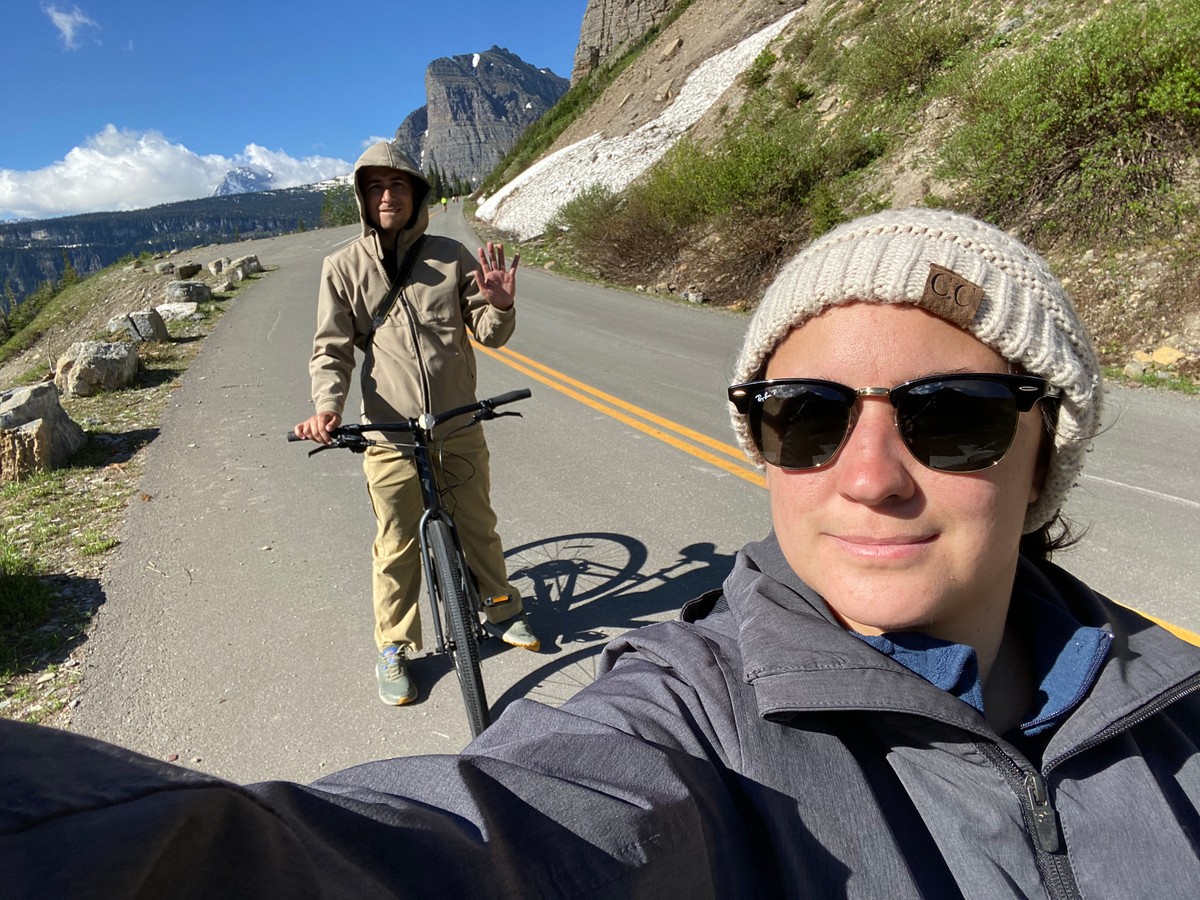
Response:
[370,235,426,333]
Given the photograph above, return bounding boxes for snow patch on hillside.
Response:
[477,9,800,239]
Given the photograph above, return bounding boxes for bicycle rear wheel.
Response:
[427,518,491,738]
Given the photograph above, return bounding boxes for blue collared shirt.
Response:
[855,590,1112,737]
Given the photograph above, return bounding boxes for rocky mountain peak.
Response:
[392,46,569,189]
[213,165,275,197]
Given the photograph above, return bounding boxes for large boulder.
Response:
[54,341,140,397]
[176,262,203,279]
[106,309,171,342]
[0,383,87,482]
[228,255,263,280]
[165,280,212,303]
[155,301,200,322]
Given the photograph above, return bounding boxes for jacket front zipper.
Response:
[977,742,1082,900]
[397,285,432,416]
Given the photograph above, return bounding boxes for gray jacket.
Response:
[3,536,1199,897]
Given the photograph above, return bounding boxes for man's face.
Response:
[360,167,413,237]
[763,301,1044,649]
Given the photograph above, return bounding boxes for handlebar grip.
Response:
[286,431,303,442]
[488,388,532,407]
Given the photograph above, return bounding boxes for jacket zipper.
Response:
[977,743,1082,900]
[397,286,432,416]
[370,234,432,417]
[1043,671,1200,774]
[972,673,1200,900]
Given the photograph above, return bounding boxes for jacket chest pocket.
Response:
[411,288,462,332]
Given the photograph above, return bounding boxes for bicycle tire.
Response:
[428,518,491,737]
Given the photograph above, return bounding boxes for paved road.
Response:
[72,208,1200,784]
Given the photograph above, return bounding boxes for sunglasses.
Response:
[728,373,1059,473]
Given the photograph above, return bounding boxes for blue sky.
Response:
[0,1,587,220]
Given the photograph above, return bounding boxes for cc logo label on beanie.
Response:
[920,264,984,328]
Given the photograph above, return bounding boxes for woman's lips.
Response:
[830,533,937,560]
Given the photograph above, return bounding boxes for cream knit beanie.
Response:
[731,207,1103,533]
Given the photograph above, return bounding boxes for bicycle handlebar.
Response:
[286,388,531,443]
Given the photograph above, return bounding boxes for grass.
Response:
[1107,367,1200,395]
[941,0,1200,240]
[0,535,55,674]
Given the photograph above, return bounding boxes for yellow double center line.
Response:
[474,343,766,489]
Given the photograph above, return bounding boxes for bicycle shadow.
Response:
[486,532,738,717]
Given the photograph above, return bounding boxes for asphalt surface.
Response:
[71,207,1200,784]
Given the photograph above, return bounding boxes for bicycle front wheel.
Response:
[427,518,491,738]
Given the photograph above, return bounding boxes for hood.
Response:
[353,140,432,243]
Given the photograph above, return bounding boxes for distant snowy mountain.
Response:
[213,166,276,196]
[310,173,354,191]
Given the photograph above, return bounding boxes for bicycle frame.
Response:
[409,436,477,658]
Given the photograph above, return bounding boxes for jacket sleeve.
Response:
[0,641,771,898]
[308,258,359,416]
[457,242,515,349]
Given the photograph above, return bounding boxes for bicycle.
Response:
[288,388,531,738]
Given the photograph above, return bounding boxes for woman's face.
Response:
[764,302,1045,648]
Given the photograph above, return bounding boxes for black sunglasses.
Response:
[728,373,1059,473]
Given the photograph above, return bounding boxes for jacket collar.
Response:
[723,534,992,733]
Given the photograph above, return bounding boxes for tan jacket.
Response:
[308,141,515,432]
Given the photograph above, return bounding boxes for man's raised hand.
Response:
[476,241,519,310]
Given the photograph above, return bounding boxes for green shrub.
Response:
[941,0,1200,238]
[775,71,815,108]
[742,50,777,90]
[839,3,981,101]
[320,183,358,227]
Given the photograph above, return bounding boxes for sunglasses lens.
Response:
[897,379,1020,472]
[754,384,853,469]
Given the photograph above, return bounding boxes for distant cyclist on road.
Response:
[293,140,539,707]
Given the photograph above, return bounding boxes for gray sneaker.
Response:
[376,644,417,705]
[483,613,541,651]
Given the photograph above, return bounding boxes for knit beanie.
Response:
[731,207,1103,533]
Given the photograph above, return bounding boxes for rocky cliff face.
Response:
[393,46,569,189]
[572,0,676,81]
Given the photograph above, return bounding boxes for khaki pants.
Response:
[362,426,521,652]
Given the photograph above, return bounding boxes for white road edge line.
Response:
[1081,474,1200,509]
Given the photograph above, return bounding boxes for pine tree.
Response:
[60,250,80,289]
[320,184,358,227]
[0,280,12,343]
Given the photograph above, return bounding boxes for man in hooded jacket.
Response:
[294,141,539,705]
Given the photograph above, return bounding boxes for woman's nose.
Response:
[833,399,917,505]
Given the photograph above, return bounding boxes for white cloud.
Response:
[0,126,352,220]
[44,4,99,50]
